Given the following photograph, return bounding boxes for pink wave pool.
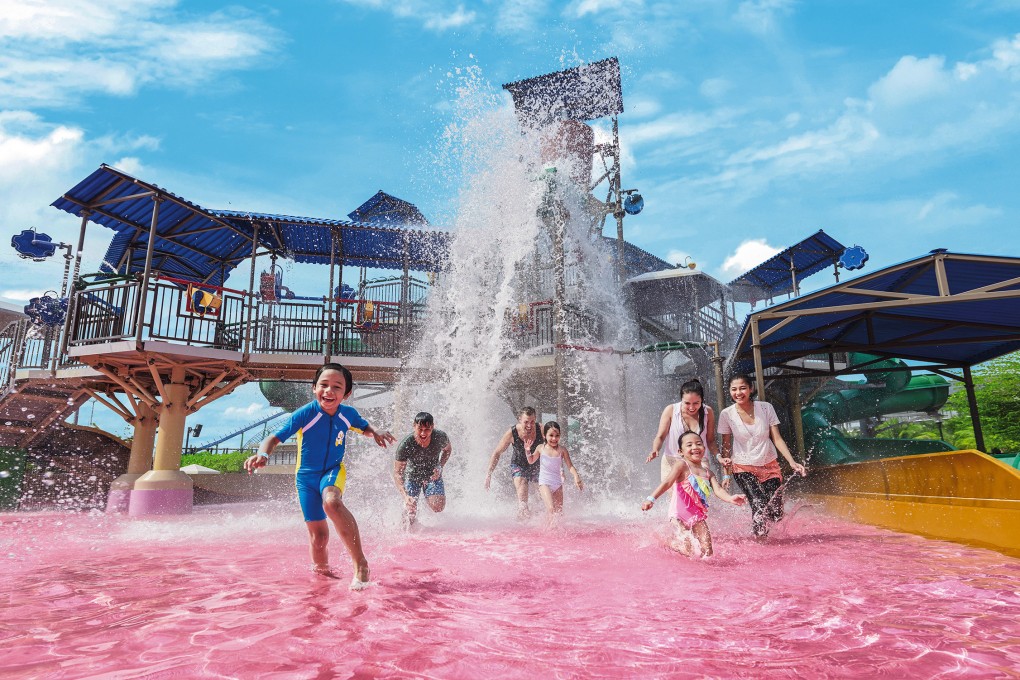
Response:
[2,502,1018,678]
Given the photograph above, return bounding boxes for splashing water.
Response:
[4,66,1018,678]
[392,64,645,513]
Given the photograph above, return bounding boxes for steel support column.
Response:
[962,365,986,452]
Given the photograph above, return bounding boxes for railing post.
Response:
[243,223,259,360]
[326,229,337,361]
[57,209,91,365]
[133,196,162,346]
[400,233,410,352]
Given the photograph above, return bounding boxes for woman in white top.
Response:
[647,378,719,483]
[716,373,806,539]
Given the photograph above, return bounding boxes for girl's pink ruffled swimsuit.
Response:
[669,474,711,528]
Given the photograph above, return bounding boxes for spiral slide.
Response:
[801,353,952,467]
[800,353,1020,557]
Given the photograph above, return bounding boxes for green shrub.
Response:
[181,451,250,473]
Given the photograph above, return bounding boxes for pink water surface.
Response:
[2,502,1018,679]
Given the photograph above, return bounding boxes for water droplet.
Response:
[0,470,9,478]
[27,414,35,420]
[42,479,55,486]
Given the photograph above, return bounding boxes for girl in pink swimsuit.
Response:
[641,430,746,558]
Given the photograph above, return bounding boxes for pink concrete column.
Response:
[130,377,193,516]
[106,402,157,513]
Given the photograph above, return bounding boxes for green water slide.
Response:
[802,353,954,466]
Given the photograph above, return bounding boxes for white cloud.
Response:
[665,249,704,270]
[666,31,1020,208]
[699,78,732,99]
[0,2,280,108]
[424,5,476,30]
[990,32,1020,70]
[340,0,477,32]
[566,0,642,18]
[0,112,85,225]
[727,113,880,168]
[0,288,48,303]
[223,402,273,419]
[627,97,663,119]
[496,0,546,33]
[623,109,737,145]
[733,0,796,35]
[0,0,175,42]
[841,192,1001,233]
[112,157,145,176]
[868,55,953,108]
[638,70,687,90]
[722,239,780,277]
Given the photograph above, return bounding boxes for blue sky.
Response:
[3,0,1020,441]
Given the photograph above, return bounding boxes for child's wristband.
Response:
[256,452,269,460]
[645,495,656,504]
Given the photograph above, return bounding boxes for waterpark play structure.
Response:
[1,58,1019,558]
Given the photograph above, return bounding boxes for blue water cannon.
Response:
[11,228,58,261]
[24,292,68,328]
[623,192,644,215]
[839,245,869,271]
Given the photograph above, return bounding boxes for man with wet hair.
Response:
[485,406,544,520]
[393,411,452,530]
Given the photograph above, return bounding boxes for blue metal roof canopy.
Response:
[727,230,847,304]
[606,237,675,278]
[213,210,448,271]
[729,250,1020,379]
[347,191,429,226]
[53,165,252,286]
[51,165,450,285]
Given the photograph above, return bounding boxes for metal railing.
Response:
[0,320,28,397]
[505,301,603,355]
[71,281,138,345]
[62,273,431,361]
[10,270,616,378]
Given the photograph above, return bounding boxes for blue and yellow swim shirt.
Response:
[275,401,370,521]
[276,402,370,473]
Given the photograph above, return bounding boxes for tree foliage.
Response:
[943,351,1020,453]
[871,418,942,441]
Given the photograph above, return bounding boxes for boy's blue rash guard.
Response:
[274,402,370,472]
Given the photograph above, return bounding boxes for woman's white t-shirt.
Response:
[716,401,780,467]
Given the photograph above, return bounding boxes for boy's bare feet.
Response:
[350,559,371,590]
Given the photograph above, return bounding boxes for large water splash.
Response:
[390,65,653,516]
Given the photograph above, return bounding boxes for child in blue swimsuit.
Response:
[244,363,394,588]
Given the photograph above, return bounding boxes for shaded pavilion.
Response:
[44,164,451,515]
[729,249,1020,452]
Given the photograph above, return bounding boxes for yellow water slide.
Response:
[803,450,1020,557]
